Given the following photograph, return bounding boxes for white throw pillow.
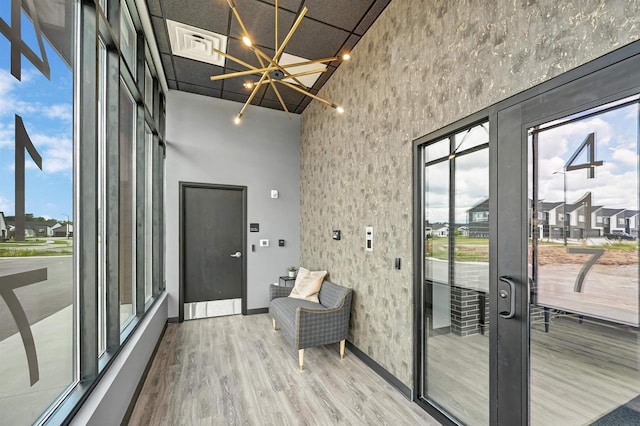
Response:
[288,267,327,303]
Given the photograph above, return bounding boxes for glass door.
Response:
[496,52,640,425]
[419,122,490,425]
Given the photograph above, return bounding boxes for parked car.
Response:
[604,230,636,240]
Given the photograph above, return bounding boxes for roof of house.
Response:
[601,208,626,216]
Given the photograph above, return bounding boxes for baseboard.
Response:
[246,307,269,315]
[167,316,180,323]
[120,322,168,425]
[346,341,412,400]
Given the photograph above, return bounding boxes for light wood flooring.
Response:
[425,315,640,425]
[128,314,437,425]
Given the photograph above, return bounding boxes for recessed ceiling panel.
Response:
[278,52,325,87]
[167,19,228,67]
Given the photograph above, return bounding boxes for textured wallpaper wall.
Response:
[300,0,640,387]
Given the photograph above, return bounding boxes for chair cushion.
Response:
[288,267,327,303]
[270,297,328,336]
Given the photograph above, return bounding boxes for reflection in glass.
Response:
[144,127,153,303]
[422,122,489,425]
[0,1,76,424]
[120,4,136,76]
[528,96,640,424]
[119,81,136,329]
[98,40,107,355]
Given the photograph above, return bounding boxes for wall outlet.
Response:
[259,239,269,247]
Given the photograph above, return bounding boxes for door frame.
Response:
[413,40,640,424]
[178,181,247,322]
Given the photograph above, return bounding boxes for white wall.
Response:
[165,91,301,316]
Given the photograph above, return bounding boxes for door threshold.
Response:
[184,298,242,320]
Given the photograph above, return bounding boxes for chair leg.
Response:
[340,340,345,359]
[298,349,304,370]
[272,318,277,330]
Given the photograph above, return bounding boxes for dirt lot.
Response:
[536,245,638,266]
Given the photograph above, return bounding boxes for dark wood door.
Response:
[181,184,245,319]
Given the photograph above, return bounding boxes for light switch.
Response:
[259,239,269,247]
[271,190,279,199]
[365,226,373,252]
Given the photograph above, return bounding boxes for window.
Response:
[597,216,603,224]
[145,62,153,110]
[98,39,107,356]
[579,214,585,222]
[144,126,153,303]
[120,3,136,76]
[119,81,136,329]
[0,1,76,423]
[619,217,626,225]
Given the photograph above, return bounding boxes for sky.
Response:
[424,98,639,225]
[0,5,73,222]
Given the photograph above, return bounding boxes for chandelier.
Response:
[211,0,350,124]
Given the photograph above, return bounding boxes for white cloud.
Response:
[43,104,73,121]
[0,121,14,148]
[29,133,73,173]
[0,196,12,213]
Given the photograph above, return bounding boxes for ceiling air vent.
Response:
[166,19,227,66]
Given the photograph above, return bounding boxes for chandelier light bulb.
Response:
[342,53,351,61]
[234,115,242,125]
[243,81,254,89]
[336,106,344,114]
[242,36,252,47]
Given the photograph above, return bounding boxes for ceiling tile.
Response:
[162,0,230,35]
[230,0,295,50]
[225,38,275,72]
[341,34,361,55]
[284,19,349,59]
[161,53,175,80]
[311,66,336,91]
[220,89,265,106]
[260,0,303,14]
[221,75,260,95]
[173,56,225,88]
[263,83,306,105]
[147,0,162,17]
[305,0,374,32]
[296,96,311,112]
[152,16,171,54]
[259,98,298,112]
[167,79,178,90]
[353,0,391,36]
[178,82,221,98]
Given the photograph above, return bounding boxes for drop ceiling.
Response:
[147,0,391,113]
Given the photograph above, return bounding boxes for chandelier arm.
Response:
[275,0,279,52]
[279,68,327,80]
[281,57,339,68]
[210,67,277,81]
[212,47,259,71]
[228,1,251,38]
[238,70,271,118]
[276,80,337,109]
[253,51,290,115]
[251,47,310,89]
[274,6,307,62]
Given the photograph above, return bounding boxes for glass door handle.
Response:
[230,251,242,258]
[499,276,516,319]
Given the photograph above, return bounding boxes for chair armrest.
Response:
[296,292,352,349]
[269,284,293,301]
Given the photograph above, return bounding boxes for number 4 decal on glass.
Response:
[565,132,603,178]
[565,133,605,293]
[0,0,51,81]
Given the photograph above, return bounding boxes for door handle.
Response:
[499,276,516,319]
[230,251,242,258]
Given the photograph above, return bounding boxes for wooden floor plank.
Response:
[129,314,437,425]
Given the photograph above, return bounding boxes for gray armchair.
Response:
[269,280,353,370]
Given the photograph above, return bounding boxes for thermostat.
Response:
[259,239,269,247]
